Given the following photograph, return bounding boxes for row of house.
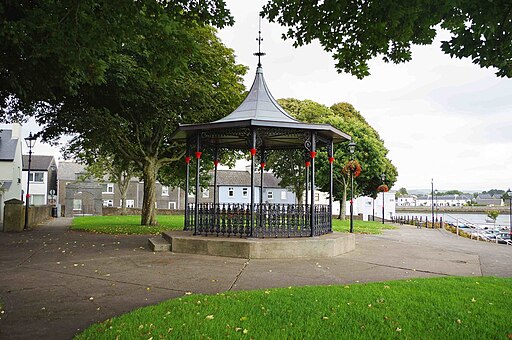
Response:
[396,193,505,207]
[1,123,396,223]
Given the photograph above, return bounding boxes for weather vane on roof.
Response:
[254,16,266,68]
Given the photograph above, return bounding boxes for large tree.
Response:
[262,0,512,78]
[274,99,397,219]
[16,4,247,225]
[0,0,233,118]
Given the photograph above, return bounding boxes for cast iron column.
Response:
[328,141,334,232]
[431,178,434,227]
[259,149,266,231]
[250,130,257,237]
[309,132,317,237]
[213,147,219,206]
[194,135,201,235]
[24,146,33,229]
[184,145,191,230]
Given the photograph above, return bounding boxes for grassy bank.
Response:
[75,277,512,339]
[71,215,394,235]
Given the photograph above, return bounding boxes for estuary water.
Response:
[395,212,511,227]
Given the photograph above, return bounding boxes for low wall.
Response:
[25,205,52,228]
[102,207,184,216]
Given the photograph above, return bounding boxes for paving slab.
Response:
[0,218,511,339]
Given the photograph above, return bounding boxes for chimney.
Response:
[11,123,21,139]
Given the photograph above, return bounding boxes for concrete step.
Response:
[148,237,171,252]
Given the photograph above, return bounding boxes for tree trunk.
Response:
[338,187,347,220]
[141,158,159,226]
[117,171,131,215]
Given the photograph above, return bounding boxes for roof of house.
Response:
[211,170,283,188]
[0,129,19,161]
[22,155,55,171]
[57,161,86,181]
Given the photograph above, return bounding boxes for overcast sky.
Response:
[5,1,511,192]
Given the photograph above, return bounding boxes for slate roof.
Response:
[210,170,283,188]
[173,65,350,148]
[57,161,86,181]
[22,155,55,171]
[0,129,19,161]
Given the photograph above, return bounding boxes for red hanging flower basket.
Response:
[377,184,389,192]
[342,160,362,177]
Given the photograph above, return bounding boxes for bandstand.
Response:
[171,45,351,238]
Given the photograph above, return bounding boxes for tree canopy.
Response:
[270,99,397,219]
[262,0,512,78]
[6,2,247,225]
[0,0,234,119]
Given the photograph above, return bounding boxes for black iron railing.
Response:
[185,203,332,238]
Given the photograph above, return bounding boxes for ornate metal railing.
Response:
[185,203,332,238]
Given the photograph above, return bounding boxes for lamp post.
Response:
[434,189,438,222]
[24,132,37,230]
[506,189,512,241]
[431,178,434,227]
[348,141,356,233]
[381,173,386,224]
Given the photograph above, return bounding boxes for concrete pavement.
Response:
[0,218,510,339]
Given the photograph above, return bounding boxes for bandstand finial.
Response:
[254,16,266,68]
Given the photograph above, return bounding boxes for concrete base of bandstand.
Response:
[149,231,355,259]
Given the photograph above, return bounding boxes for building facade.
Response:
[22,155,57,205]
[0,123,23,222]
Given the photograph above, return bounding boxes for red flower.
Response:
[377,184,389,192]
[342,160,362,177]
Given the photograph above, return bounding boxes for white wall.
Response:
[22,170,48,205]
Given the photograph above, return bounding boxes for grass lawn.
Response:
[332,219,396,234]
[71,215,184,235]
[71,215,395,235]
[75,276,512,339]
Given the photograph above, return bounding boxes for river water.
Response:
[395,212,511,227]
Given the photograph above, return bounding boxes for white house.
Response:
[416,194,472,207]
[0,123,23,222]
[396,195,417,206]
[22,155,57,205]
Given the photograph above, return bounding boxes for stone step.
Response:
[148,237,171,252]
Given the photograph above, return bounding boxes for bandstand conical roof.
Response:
[172,63,350,149]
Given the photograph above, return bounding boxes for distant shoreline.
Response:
[396,206,510,214]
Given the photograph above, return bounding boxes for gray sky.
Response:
[5,1,511,192]
[217,1,512,192]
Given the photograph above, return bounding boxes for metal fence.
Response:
[185,203,332,238]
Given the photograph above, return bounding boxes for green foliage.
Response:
[0,0,234,119]
[486,210,499,222]
[262,1,512,78]
[71,215,184,234]
[439,190,464,196]
[271,99,397,218]
[76,277,512,339]
[19,6,247,225]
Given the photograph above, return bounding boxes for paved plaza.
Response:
[0,218,511,339]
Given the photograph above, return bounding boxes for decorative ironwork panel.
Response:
[186,203,332,238]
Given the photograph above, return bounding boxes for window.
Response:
[162,186,169,196]
[202,189,210,198]
[267,191,273,200]
[168,202,177,210]
[102,183,114,194]
[30,194,45,205]
[242,188,248,198]
[103,199,114,207]
[73,199,82,211]
[121,199,135,208]
[29,172,44,183]
[280,191,287,200]
[228,187,234,198]
[315,193,320,202]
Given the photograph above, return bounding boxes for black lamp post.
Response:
[348,141,356,233]
[506,189,512,241]
[434,189,438,222]
[24,132,37,230]
[431,178,434,227]
[381,173,386,224]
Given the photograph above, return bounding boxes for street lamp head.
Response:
[348,141,356,154]
[24,132,37,149]
[381,173,386,181]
